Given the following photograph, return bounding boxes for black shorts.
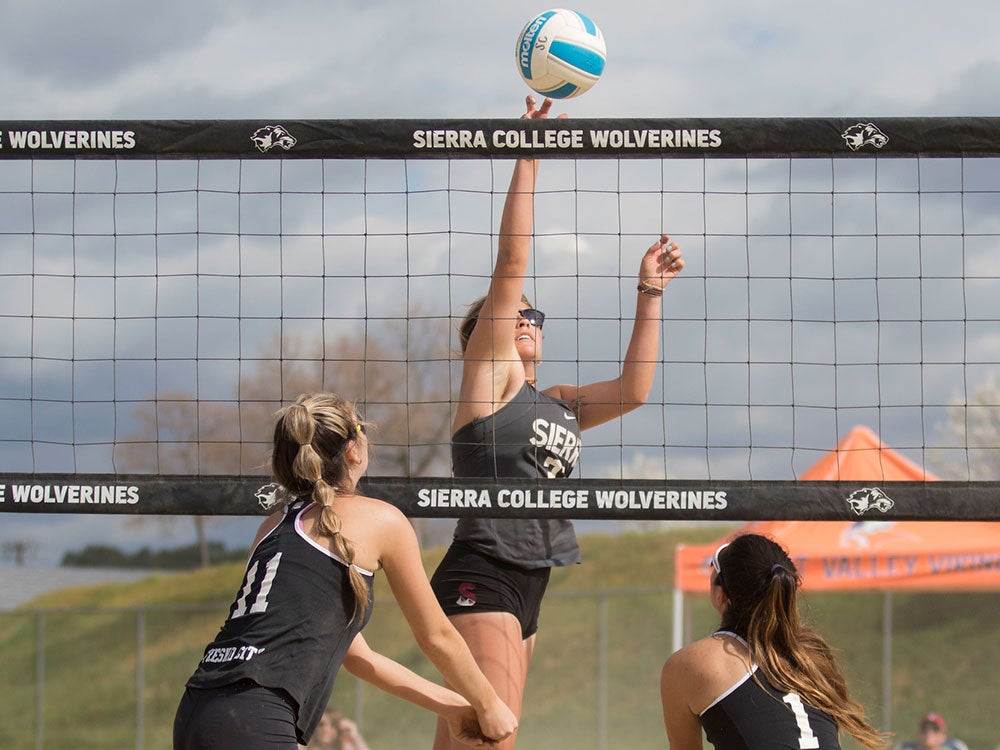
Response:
[173,679,299,750]
[430,540,551,640]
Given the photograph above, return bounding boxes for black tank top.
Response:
[452,382,582,568]
[701,631,841,749]
[185,499,374,743]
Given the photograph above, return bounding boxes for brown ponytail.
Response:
[718,534,889,749]
[272,393,371,621]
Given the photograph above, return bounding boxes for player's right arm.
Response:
[453,97,562,431]
[453,154,537,430]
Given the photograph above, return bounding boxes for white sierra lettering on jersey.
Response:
[530,418,581,468]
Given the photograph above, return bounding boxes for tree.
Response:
[1,539,38,567]
[114,314,457,559]
[932,374,1000,481]
[61,542,245,569]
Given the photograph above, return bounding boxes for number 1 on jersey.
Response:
[783,693,820,749]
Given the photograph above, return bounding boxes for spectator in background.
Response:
[306,706,370,750]
[895,713,968,750]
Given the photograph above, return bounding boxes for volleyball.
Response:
[515,9,606,99]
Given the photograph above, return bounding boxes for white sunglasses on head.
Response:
[711,542,730,585]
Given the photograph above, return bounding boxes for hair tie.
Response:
[770,563,787,575]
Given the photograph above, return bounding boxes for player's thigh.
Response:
[450,610,531,705]
[433,614,529,750]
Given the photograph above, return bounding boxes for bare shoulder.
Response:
[339,493,414,542]
[664,635,726,676]
[542,382,582,411]
[543,382,573,400]
[351,493,408,524]
[663,633,751,715]
[324,494,417,572]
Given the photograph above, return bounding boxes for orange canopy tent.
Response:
[672,426,1000,646]
[670,426,1000,731]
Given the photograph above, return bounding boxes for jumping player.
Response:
[430,95,685,749]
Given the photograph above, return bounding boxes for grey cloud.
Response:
[0,0,231,86]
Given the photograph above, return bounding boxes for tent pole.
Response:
[672,587,684,653]
[882,590,893,733]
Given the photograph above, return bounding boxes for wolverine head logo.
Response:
[845,487,895,516]
[251,125,297,153]
[255,482,289,510]
[841,122,888,151]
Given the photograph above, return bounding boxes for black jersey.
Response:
[452,382,582,568]
[701,633,840,750]
[185,499,374,743]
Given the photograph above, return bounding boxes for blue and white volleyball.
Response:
[515,9,606,99]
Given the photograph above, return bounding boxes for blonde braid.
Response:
[274,394,371,621]
[311,471,369,622]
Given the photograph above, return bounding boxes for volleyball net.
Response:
[1,117,998,520]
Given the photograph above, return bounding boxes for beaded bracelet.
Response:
[637,280,664,297]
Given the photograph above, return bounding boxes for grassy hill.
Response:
[1,526,997,749]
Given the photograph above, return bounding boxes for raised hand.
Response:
[638,234,684,294]
[522,94,568,120]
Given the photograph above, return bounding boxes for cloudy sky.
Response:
[3,0,1000,120]
[2,0,1000,567]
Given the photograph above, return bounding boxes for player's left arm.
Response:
[547,235,683,430]
[343,634,495,748]
[374,502,517,742]
[659,646,706,750]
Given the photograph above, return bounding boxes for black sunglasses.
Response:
[518,308,545,328]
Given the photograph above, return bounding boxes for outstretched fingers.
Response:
[522,95,568,120]
[640,235,685,290]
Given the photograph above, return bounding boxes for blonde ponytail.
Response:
[272,393,372,621]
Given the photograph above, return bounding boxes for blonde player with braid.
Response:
[174,393,517,750]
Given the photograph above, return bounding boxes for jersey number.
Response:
[232,552,282,618]
[542,456,565,478]
[783,693,820,749]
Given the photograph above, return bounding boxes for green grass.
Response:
[2,526,997,749]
